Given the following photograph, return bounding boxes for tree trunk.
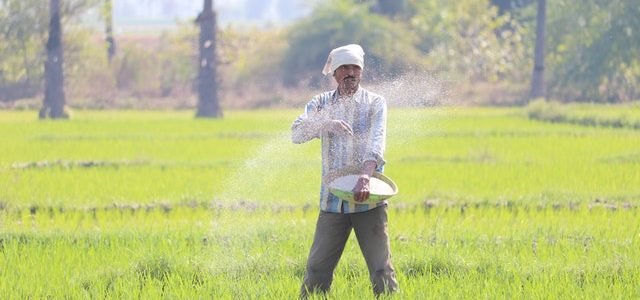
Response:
[105,0,116,63]
[195,0,222,118]
[530,0,546,100]
[40,0,68,119]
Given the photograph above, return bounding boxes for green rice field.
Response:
[1,107,639,298]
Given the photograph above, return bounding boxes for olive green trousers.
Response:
[300,205,398,298]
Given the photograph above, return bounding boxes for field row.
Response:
[1,206,638,298]
[528,100,640,129]
[2,109,640,206]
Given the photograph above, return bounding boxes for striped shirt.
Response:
[291,86,387,213]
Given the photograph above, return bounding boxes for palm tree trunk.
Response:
[530,0,546,100]
[41,0,68,119]
[105,0,116,63]
[195,0,222,118]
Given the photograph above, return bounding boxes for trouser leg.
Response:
[352,206,398,295]
[300,211,352,298]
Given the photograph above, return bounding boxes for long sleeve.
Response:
[364,95,386,170]
[291,97,328,144]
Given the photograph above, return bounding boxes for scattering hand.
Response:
[323,120,353,136]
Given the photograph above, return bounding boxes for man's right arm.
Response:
[292,96,354,144]
[291,99,325,144]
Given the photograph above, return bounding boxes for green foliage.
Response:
[570,0,640,102]
[156,25,199,98]
[217,26,289,108]
[60,23,198,108]
[409,0,528,82]
[2,0,639,106]
[517,0,640,102]
[0,0,49,99]
[283,0,422,86]
[291,0,532,103]
[63,27,116,105]
[0,0,99,101]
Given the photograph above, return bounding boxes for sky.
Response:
[111,0,312,28]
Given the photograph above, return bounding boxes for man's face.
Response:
[334,64,362,93]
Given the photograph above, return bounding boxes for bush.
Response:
[527,99,567,122]
[282,0,423,87]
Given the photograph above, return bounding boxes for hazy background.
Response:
[108,0,309,29]
[1,0,638,112]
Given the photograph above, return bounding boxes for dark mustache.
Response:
[344,76,356,80]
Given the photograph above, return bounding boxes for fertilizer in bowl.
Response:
[329,175,395,195]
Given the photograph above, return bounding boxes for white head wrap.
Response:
[321,44,365,76]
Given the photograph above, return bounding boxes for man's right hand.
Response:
[323,120,354,136]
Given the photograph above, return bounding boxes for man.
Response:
[292,44,398,298]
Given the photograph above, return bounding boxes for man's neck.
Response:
[337,85,359,98]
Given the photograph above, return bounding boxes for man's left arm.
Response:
[353,96,387,203]
[364,96,387,170]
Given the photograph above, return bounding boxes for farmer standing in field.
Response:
[292,44,398,298]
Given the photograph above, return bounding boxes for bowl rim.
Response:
[327,165,398,203]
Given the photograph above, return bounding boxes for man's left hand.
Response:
[352,175,370,203]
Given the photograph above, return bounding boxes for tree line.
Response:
[0,0,637,119]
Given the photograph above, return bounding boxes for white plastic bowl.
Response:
[328,168,398,203]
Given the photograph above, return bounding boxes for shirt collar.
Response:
[332,86,362,104]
